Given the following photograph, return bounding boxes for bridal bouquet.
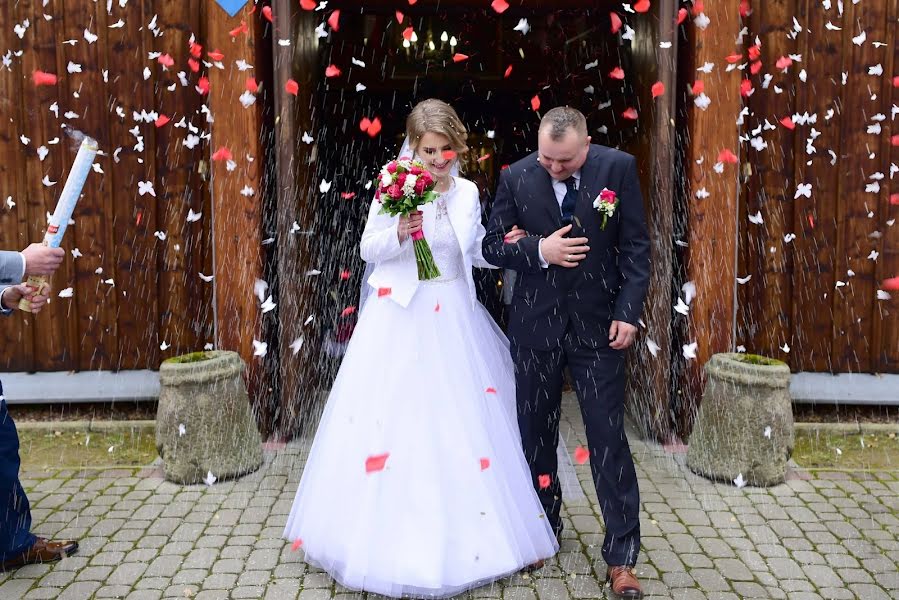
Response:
[375,158,441,280]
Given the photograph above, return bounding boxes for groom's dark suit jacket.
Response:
[483,144,651,350]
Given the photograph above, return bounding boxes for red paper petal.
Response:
[485,387,497,394]
[739,0,752,18]
[246,77,259,93]
[718,148,739,164]
[452,53,469,63]
[891,135,899,147]
[634,0,650,13]
[740,79,754,97]
[893,76,899,88]
[154,114,170,127]
[378,287,392,297]
[530,95,541,111]
[480,457,491,470]
[291,538,303,551]
[538,474,551,489]
[891,193,899,206]
[189,42,203,59]
[491,0,510,13]
[325,64,342,77]
[408,0,418,4]
[748,45,761,61]
[328,10,340,31]
[477,154,492,162]
[340,192,356,200]
[212,147,233,162]
[691,80,704,95]
[725,53,743,64]
[262,6,273,22]
[300,0,317,10]
[285,79,299,95]
[504,65,513,78]
[341,306,357,317]
[187,58,200,73]
[622,107,638,120]
[360,117,372,132]
[339,269,351,280]
[609,67,625,80]
[882,277,899,291]
[780,116,795,130]
[676,8,688,25]
[197,77,210,95]
[574,446,590,465]
[32,70,57,86]
[651,81,665,98]
[750,60,763,75]
[403,26,414,41]
[435,302,440,311]
[366,117,382,137]
[229,20,248,37]
[208,49,224,61]
[775,56,793,70]
[396,11,405,24]
[158,54,175,67]
[692,0,705,14]
[610,12,623,34]
[365,453,390,473]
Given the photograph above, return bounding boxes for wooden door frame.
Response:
[269,2,680,440]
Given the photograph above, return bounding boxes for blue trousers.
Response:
[0,383,36,561]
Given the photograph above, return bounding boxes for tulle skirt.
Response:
[283,277,558,598]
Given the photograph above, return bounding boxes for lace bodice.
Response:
[427,185,464,283]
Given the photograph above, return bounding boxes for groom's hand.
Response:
[540,224,590,268]
[609,320,637,350]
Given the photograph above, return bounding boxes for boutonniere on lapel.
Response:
[593,188,618,230]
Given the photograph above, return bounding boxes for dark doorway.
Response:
[298,1,645,390]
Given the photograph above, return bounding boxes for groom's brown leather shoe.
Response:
[606,566,643,599]
[522,558,545,572]
[1,538,79,571]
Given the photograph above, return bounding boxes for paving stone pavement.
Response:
[2,395,898,599]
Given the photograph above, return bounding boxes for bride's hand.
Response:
[398,211,424,242]
[503,225,528,244]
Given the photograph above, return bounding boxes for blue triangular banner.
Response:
[215,0,249,17]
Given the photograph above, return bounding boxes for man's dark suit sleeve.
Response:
[613,156,651,325]
[482,169,544,274]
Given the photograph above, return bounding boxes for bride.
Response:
[283,99,558,598]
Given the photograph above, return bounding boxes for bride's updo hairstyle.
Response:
[406,99,469,156]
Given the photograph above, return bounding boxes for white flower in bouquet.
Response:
[380,168,394,186]
[402,174,418,196]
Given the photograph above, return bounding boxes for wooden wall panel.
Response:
[0,1,214,373]
[830,0,889,372]
[874,0,899,371]
[15,0,81,371]
[103,0,161,370]
[738,0,797,361]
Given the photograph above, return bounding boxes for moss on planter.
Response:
[163,351,214,364]
[733,353,786,367]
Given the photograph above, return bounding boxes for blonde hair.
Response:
[406,99,469,156]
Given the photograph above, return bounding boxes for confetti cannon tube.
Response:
[19,137,98,312]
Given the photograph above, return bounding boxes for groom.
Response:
[483,107,650,599]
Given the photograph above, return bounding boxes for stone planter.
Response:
[687,353,793,486]
[156,351,263,484]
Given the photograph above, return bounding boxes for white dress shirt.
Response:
[538,170,581,267]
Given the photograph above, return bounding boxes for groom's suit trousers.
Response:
[512,330,640,567]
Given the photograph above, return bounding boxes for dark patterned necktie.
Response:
[560,176,578,224]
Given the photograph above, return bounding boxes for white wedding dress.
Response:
[284,181,558,598]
